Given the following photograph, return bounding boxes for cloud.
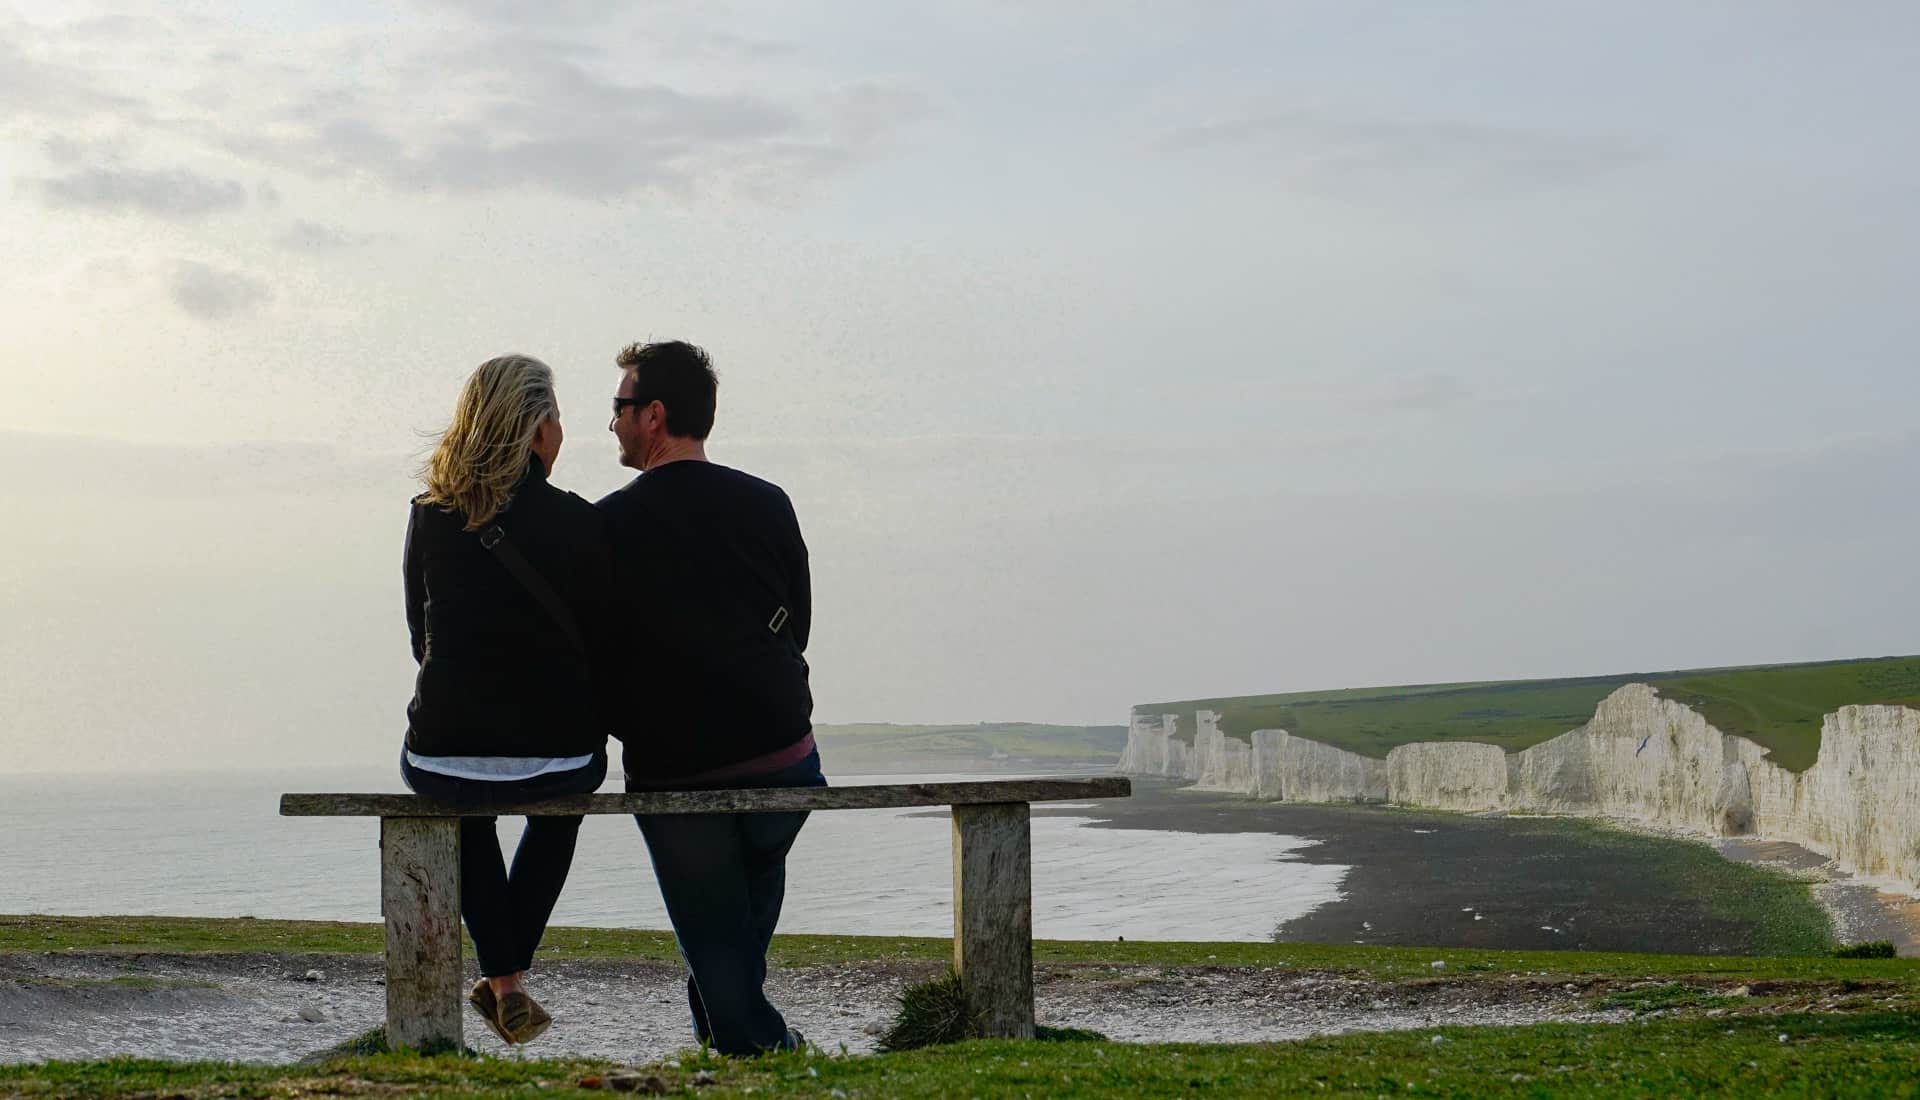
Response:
[36,167,248,218]
[688,29,798,62]
[275,219,381,252]
[4,12,919,208]
[55,13,185,42]
[168,261,272,320]
[1363,372,1475,412]
[412,0,630,25]
[823,82,935,147]
[410,0,794,59]
[217,40,918,200]
[0,430,403,500]
[0,25,147,123]
[42,135,100,165]
[52,253,141,303]
[1154,110,1650,199]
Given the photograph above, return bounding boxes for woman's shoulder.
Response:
[528,480,601,520]
[519,481,611,545]
[408,494,460,529]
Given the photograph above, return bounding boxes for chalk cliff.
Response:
[1122,685,1920,891]
[1253,729,1390,803]
[1118,712,1193,777]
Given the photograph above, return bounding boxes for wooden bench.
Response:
[281,776,1131,1052]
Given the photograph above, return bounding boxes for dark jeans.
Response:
[631,748,826,1055]
[399,748,608,978]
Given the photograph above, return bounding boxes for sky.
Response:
[4,1,1919,773]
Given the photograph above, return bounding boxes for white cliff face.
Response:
[1792,705,1920,887]
[1120,711,1386,802]
[1192,710,1258,792]
[1385,742,1509,811]
[1512,685,1771,836]
[1121,687,1920,890]
[1118,713,1190,776]
[1252,729,1389,803]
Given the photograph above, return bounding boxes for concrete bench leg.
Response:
[951,801,1035,1039]
[380,816,464,1052]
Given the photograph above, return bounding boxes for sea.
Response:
[0,767,1348,943]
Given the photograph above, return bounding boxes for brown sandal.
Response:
[468,980,516,1044]
[496,990,552,1044]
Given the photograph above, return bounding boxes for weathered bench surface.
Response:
[280,776,1131,817]
[285,774,1130,1050]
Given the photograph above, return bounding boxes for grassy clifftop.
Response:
[9,1014,1920,1098]
[4,917,1917,1098]
[1134,655,1920,771]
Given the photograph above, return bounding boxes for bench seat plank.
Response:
[281,776,1130,817]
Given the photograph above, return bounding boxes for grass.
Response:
[1134,653,1920,771]
[4,915,1914,983]
[5,916,1917,1097]
[1834,941,1898,959]
[1520,813,1838,958]
[6,976,216,992]
[876,969,969,1051]
[5,1013,1920,1097]
[1589,982,1747,1015]
[872,968,1112,1051]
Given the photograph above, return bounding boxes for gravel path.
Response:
[0,952,1633,1065]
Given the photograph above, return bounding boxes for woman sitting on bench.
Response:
[399,353,612,1046]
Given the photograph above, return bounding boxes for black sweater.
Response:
[404,458,612,759]
[597,461,812,780]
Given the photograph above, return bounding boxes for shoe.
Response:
[498,990,552,1045]
[783,1027,807,1052]
[468,980,514,1044]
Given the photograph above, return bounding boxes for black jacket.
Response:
[404,457,612,758]
[597,461,812,781]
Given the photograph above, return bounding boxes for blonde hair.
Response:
[417,354,558,529]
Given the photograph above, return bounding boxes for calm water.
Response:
[0,767,1347,942]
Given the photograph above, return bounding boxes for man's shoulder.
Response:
[707,463,791,503]
[593,476,646,512]
[602,463,789,506]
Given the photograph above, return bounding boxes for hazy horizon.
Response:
[6,3,1919,773]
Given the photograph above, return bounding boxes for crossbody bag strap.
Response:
[479,524,590,658]
[631,496,802,661]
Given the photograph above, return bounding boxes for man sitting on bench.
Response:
[598,340,823,1056]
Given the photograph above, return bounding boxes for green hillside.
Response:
[1134,655,1920,772]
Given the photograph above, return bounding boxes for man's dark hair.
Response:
[617,340,718,440]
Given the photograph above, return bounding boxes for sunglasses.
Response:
[611,396,653,415]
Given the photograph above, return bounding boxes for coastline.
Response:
[1711,838,1920,957]
[1120,687,1920,897]
[1073,780,1861,957]
[1510,811,1920,957]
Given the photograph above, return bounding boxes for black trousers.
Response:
[631,747,825,1054]
[400,749,608,977]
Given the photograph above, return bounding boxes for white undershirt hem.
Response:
[404,751,596,782]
